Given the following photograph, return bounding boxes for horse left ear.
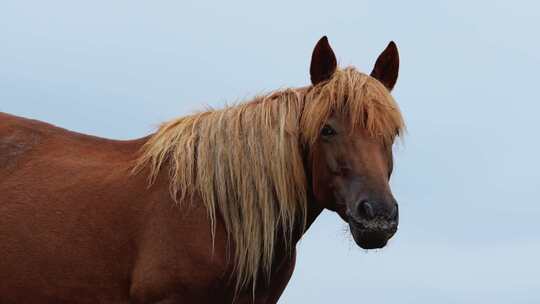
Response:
[310,36,337,85]
[370,41,399,91]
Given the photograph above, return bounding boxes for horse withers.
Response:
[0,36,404,303]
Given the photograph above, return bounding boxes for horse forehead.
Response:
[327,132,386,164]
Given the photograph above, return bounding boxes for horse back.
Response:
[0,112,144,173]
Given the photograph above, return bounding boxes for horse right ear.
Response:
[310,36,337,85]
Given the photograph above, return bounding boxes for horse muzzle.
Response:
[349,219,398,249]
[347,199,399,249]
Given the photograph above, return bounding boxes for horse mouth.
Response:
[348,220,397,249]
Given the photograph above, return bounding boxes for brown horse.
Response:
[0,36,404,303]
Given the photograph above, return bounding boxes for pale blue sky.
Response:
[1,1,539,303]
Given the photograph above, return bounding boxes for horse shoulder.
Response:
[129,192,233,303]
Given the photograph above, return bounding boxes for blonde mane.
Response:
[134,67,404,292]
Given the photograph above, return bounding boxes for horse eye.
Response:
[321,125,337,137]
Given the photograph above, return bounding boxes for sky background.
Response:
[1,1,539,303]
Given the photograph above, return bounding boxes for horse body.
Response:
[0,37,404,303]
[0,112,299,303]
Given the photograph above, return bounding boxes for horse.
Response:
[0,36,404,303]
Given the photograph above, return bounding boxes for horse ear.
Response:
[370,41,399,91]
[310,36,337,85]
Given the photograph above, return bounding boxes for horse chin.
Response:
[349,223,395,250]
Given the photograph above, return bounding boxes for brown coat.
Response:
[0,112,302,303]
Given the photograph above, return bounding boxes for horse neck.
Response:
[287,188,323,248]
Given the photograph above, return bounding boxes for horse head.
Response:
[305,37,402,249]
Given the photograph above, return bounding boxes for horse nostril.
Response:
[357,200,375,220]
[390,203,399,221]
